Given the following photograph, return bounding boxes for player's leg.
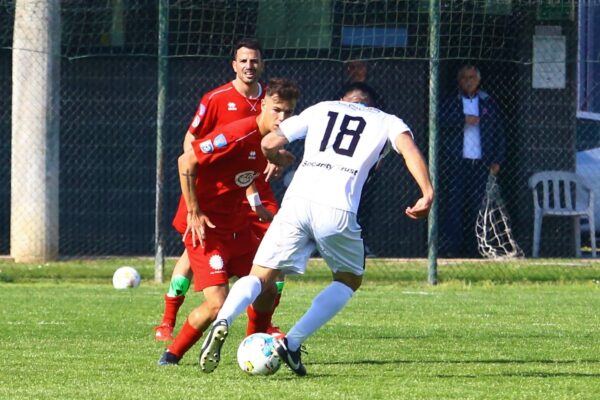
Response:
[245,277,278,336]
[246,271,286,337]
[275,271,360,377]
[276,203,364,376]
[154,249,192,341]
[246,207,286,337]
[264,270,286,338]
[200,265,280,373]
[160,284,228,366]
[158,239,230,366]
[200,206,311,373]
[282,271,361,353]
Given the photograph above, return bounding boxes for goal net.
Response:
[476,174,524,259]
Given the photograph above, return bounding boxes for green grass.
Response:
[1,257,599,284]
[0,258,599,399]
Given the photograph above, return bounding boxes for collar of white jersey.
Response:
[340,100,369,108]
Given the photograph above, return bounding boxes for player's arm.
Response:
[262,113,309,174]
[178,150,215,247]
[183,95,216,153]
[183,130,195,153]
[394,132,434,220]
[245,183,273,222]
[261,128,295,169]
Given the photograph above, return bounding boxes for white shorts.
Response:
[253,196,365,276]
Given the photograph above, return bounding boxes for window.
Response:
[578,1,600,121]
[257,0,332,50]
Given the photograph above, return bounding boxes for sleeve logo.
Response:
[213,133,228,148]
[199,139,214,154]
[192,115,201,128]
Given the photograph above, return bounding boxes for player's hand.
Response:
[184,210,216,248]
[269,149,295,169]
[278,149,296,167]
[253,204,274,223]
[264,162,283,182]
[405,196,433,220]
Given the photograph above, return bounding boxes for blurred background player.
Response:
[344,59,368,84]
[154,38,285,341]
[198,82,433,375]
[158,78,300,366]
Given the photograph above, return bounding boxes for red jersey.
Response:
[182,80,276,220]
[187,81,265,139]
[173,116,266,236]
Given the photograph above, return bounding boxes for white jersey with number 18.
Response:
[279,100,412,213]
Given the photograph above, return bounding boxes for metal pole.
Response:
[155,0,168,283]
[427,0,440,285]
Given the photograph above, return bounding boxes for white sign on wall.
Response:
[532,26,566,89]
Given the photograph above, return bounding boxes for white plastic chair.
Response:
[528,171,596,258]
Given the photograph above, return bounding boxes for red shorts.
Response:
[246,200,278,241]
[185,228,259,292]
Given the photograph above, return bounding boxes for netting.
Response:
[1,1,599,281]
[476,174,524,259]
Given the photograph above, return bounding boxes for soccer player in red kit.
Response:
[154,38,283,341]
[158,78,300,366]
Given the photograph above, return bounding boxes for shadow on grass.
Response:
[435,371,600,378]
[320,358,600,366]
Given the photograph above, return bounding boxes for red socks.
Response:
[168,319,203,358]
[245,292,282,335]
[161,295,185,327]
[246,305,273,335]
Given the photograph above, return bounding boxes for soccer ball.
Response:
[237,333,281,376]
[112,266,141,289]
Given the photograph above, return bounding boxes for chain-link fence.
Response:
[1,1,599,281]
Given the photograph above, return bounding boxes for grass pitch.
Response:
[0,258,599,399]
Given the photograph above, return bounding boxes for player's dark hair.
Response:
[232,37,263,60]
[266,78,301,103]
[341,81,378,107]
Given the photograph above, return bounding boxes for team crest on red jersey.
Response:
[214,133,228,148]
[191,104,206,128]
[235,171,258,187]
[199,139,214,153]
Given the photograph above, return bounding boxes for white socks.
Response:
[286,281,354,351]
[215,276,355,352]
[216,275,262,326]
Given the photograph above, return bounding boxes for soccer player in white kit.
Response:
[199,82,434,376]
